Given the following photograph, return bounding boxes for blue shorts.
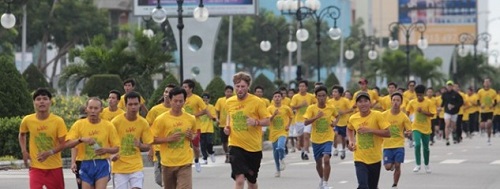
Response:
[312,141,333,160]
[334,126,347,137]
[80,159,110,186]
[383,148,405,165]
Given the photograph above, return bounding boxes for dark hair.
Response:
[415,84,426,94]
[225,85,234,91]
[407,80,416,86]
[279,86,288,92]
[33,88,52,100]
[254,85,264,92]
[391,92,403,101]
[166,84,177,89]
[123,78,136,86]
[331,85,344,94]
[314,82,323,86]
[202,92,210,99]
[124,91,141,104]
[388,82,398,88]
[298,80,309,87]
[397,87,405,92]
[426,87,434,92]
[314,86,328,95]
[109,90,121,101]
[169,87,187,100]
[374,86,380,91]
[182,79,195,89]
[273,90,282,97]
[86,97,103,107]
[289,88,296,93]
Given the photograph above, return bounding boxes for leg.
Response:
[394,163,402,186]
[176,165,192,189]
[315,158,323,180]
[200,134,209,160]
[304,133,311,153]
[456,115,463,142]
[163,166,176,189]
[220,129,229,162]
[272,142,280,172]
[234,174,246,189]
[354,162,369,189]
[422,134,430,165]
[154,152,163,186]
[322,155,331,182]
[94,176,110,189]
[413,131,422,166]
[487,119,493,140]
[367,162,382,189]
[194,130,201,162]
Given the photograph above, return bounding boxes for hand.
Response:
[36,150,53,162]
[169,132,182,142]
[316,111,324,119]
[358,126,371,134]
[71,162,77,174]
[185,130,194,140]
[246,117,257,126]
[417,107,422,113]
[224,126,231,135]
[273,109,279,116]
[82,138,96,145]
[285,125,290,131]
[301,101,308,107]
[148,149,154,162]
[95,148,108,156]
[404,130,412,137]
[134,139,142,148]
[110,154,120,162]
[348,142,356,152]
[447,104,455,110]
[22,151,30,168]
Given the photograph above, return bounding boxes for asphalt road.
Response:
[1,135,500,189]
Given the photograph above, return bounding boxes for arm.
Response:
[36,136,67,162]
[140,104,149,117]
[347,128,356,151]
[18,132,30,167]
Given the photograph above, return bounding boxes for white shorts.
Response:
[288,124,298,137]
[113,171,144,189]
[444,113,458,122]
[295,122,312,135]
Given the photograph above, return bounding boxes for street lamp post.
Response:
[388,21,428,82]
[344,36,378,73]
[457,32,491,88]
[295,4,342,82]
[151,0,208,82]
[260,26,296,82]
[1,0,16,29]
[490,50,499,65]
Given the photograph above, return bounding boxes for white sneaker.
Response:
[425,165,431,173]
[392,186,398,189]
[195,162,201,172]
[274,171,280,177]
[332,149,338,156]
[413,165,421,172]
[487,139,492,146]
[279,159,286,171]
[201,159,208,165]
[340,149,346,160]
[210,154,216,163]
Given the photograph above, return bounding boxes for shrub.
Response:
[250,74,276,99]
[324,73,340,90]
[81,74,123,99]
[22,64,50,92]
[0,56,33,117]
[192,80,204,97]
[0,117,22,158]
[51,95,88,128]
[147,73,179,109]
[204,76,226,105]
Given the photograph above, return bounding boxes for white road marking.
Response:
[489,160,500,165]
[440,159,466,164]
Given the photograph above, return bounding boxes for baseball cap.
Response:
[358,78,368,84]
[446,80,454,85]
[355,91,371,102]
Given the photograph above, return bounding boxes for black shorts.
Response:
[229,146,262,184]
[431,119,439,127]
[75,160,82,179]
[439,118,445,130]
[481,113,494,122]
[219,128,229,143]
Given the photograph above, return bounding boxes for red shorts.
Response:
[192,129,201,147]
[30,167,64,189]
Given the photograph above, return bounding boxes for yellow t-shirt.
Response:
[381,110,411,149]
[327,97,351,126]
[184,94,207,130]
[495,95,500,115]
[271,97,291,107]
[477,88,497,113]
[261,97,271,107]
[434,96,444,118]
[406,99,436,134]
[200,104,217,133]
[403,90,417,103]
[226,94,272,152]
[267,105,293,142]
[348,111,390,164]
[425,97,438,119]
[215,97,229,127]
[19,113,67,169]
[66,119,120,160]
[466,94,479,114]
[290,93,316,123]
[117,95,146,110]
[146,104,170,125]
[303,104,338,144]
[100,107,125,121]
[151,111,196,167]
[111,114,154,173]
[379,95,391,111]
[457,92,467,115]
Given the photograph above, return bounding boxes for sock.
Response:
[194,158,199,163]
[392,184,397,187]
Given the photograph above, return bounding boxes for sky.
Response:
[488,0,500,66]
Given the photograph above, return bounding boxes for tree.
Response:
[192,80,204,97]
[147,73,179,109]
[81,74,123,99]
[60,29,173,99]
[0,56,33,117]
[204,77,226,105]
[324,73,340,89]
[250,74,276,99]
[22,64,50,92]
[454,53,496,88]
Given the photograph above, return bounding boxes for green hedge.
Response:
[205,76,226,105]
[324,73,340,90]
[0,117,22,159]
[0,57,33,117]
[147,73,179,109]
[81,74,123,99]
[250,74,276,99]
[22,64,50,92]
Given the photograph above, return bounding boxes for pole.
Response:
[21,4,27,71]
[277,31,282,81]
[473,40,477,89]
[177,0,184,82]
[315,20,321,82]
[287,24,293,83]
[406,32,411,82]
[227,16,233,83]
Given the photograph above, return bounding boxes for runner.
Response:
[117,79,148,116]
[290,80,316,160]
[267,91,293,177]
[441,81,464,146]
[328,85,352,160]
[477,78,497,145]
[214,85,234,163]
[100,90,125,121]
[199,93,217,164]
